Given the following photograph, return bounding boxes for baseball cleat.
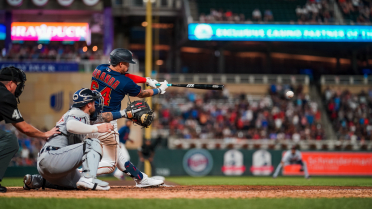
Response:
[0,184,6,193]
[76,177,110,191]
[93,178,109,187]
[134,173,164,188]
[151,176,165,181]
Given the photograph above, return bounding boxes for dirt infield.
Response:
[2,185,372,199]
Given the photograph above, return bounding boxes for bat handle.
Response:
[155,83,172,86]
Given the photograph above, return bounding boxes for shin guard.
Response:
[124,161,143,180]
[82,138,102,179]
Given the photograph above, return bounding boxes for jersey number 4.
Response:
[12,109,22,119]
[91,81,112,106]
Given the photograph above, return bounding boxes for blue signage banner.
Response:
[0,61,79,72]
[188,23,372,42]
[0,24,6,40]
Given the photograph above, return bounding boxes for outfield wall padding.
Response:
[4,149,372,177]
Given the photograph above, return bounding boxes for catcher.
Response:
[89,48,167,187]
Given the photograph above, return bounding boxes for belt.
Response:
[39,146,60,155]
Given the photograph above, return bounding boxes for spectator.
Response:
[264,10,274,21]
[297,0,335,23]
[252,9,262,21]
[2,43,103,61]
[325,88,372,141]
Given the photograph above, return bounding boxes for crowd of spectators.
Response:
[296,0,335,23]
[324,88,372,142]
[1,44,103,61]
[199,8,274,23]
[153,85,325,142]
[0,123,45,166]
[338,0,372,23]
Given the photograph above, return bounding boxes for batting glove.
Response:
[158,80,168,94]
[146,77,159,88]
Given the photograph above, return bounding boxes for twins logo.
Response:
[50,91,63,112]
[183,149,213,176]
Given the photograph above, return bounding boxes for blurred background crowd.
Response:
[324,88,372,141]
[2,44,103,61]
[153,85,325,142]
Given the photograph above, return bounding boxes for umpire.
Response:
[0,66,59,193]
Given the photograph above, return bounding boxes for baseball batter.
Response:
[24,88,114,190]
[273,146,310,178]
[90,48,168,187]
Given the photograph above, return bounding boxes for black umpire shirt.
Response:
[140,143,155,158]
[0,82,24,124]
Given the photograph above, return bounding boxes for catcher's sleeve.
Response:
[66,119,98,134]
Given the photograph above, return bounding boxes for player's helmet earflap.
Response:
[109,48,136,66]
[72,88,104,121]
[0,66,27,103]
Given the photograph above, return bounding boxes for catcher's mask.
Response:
[0,66,27,103]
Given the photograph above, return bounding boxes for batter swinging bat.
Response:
[155,83,224,90]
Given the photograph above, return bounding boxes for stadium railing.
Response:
[321,75,372,85]
[168,138,372,151]
[112,0,182,9]
[157,73,309,85]
[0,59,140,74]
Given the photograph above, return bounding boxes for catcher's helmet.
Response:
[109,48,136,66]
[72,88,104,121]
[0,66,27,100]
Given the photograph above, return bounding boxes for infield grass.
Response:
[2,176,372,187]
[1,197,372,209]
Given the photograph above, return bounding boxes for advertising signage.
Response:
[0,24,5,40]
[11,22,90,43]
[188,23,372,42]
[283,152,372,176]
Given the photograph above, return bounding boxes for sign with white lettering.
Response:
[189,23,372,42]
[11,22,90,42]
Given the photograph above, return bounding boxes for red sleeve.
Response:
[125,74,147,83]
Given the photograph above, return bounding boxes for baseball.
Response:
[286,90,294,98]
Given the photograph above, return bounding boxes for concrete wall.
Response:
[321,84,371,94]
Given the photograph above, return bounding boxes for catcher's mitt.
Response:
[125,100,154,128]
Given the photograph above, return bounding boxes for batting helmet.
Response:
[109,48,136,66]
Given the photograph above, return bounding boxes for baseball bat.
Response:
[155,83,224,90]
